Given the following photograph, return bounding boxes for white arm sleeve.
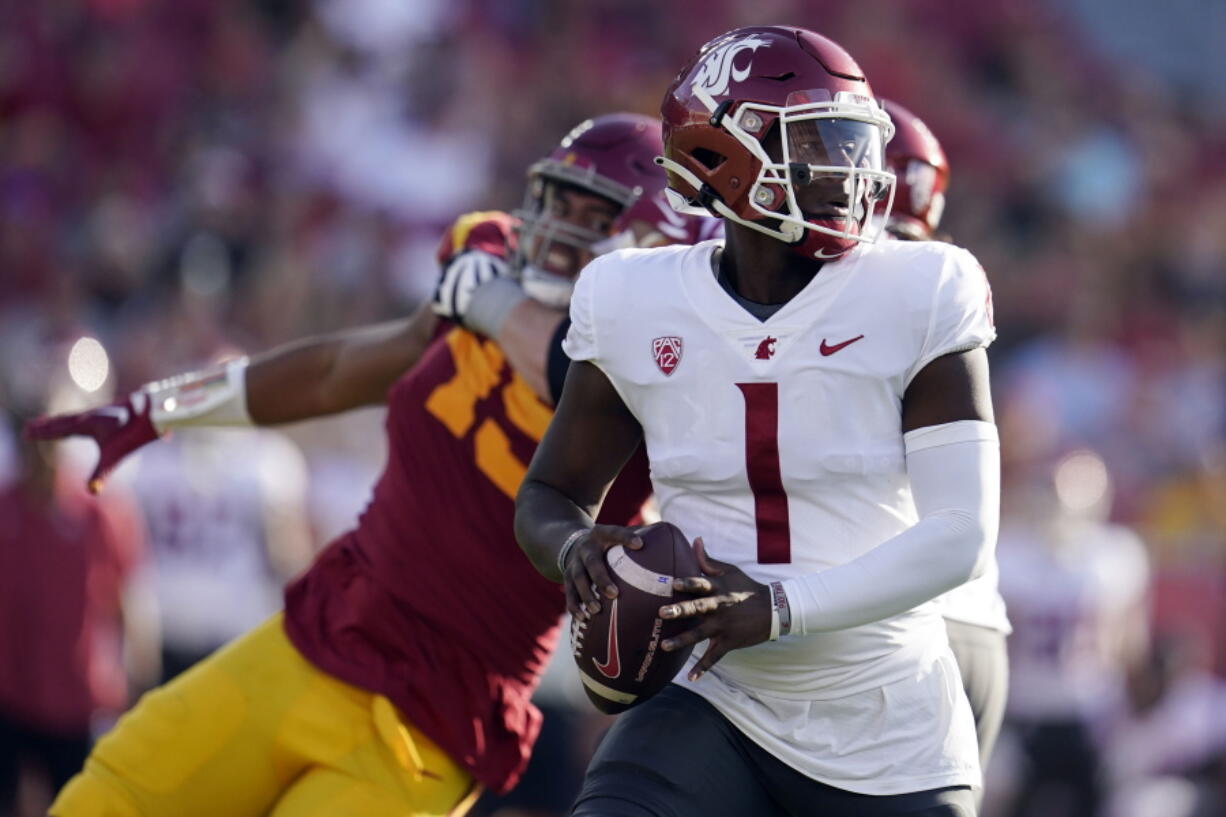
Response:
[782,420,1000,634]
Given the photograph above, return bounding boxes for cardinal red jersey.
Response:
[284,211,652,794]
[0,475,144,734]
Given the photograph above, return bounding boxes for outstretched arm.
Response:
[26,301,438,491]
[247,300,437,423]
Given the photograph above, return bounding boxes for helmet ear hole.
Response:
[692,148,727,171]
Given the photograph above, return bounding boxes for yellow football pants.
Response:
[50,615,479,817]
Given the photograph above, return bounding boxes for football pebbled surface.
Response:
[570,521,701,714]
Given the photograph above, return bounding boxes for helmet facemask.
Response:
[663,91,896,260]
[513,167,636,308]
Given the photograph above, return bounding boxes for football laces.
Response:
[570,615,589,656]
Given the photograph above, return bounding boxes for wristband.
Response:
[769,581,791,639]
[146,357,252,432]
[556,528,589,577]
[465,276,528,338]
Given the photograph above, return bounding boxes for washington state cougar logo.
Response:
[691,35,771,98]
[652,337,683,376]
[754,336,777,360]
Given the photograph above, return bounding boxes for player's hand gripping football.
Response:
[658,538,772,681]
[24,393,159,494]
[431,250,510,327]
[560,524,644,621]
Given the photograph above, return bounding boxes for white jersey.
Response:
[939,565,1011,634]
[566,237,995,794]
[127,430,310,651]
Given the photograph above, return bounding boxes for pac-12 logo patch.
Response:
[652,336,683,376]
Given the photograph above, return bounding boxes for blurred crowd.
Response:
[0,1,1223,816]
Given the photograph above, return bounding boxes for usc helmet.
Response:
[514,113,666,307]
[880,99,949,241]
[659,26,895,260]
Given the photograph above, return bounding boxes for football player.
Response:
[882,97,1011,778]
[879,98,950,243]
[516,26,998,817]
[997,451,1148,817]
[27,113,678,817]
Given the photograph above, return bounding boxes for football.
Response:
[570,521,702,714]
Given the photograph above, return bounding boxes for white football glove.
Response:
[432,251,509,325]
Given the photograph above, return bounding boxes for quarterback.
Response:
[28,114,679,816]
[516,26,998,817]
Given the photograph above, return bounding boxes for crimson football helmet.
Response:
[515,113,666,307]
[659,26,895,260]
[880,99,948,241]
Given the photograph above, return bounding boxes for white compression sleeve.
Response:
[781,420,999,634]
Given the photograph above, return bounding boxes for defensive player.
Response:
[516,26,998,817]
[882,97,1012,776]
[28,114,670,817]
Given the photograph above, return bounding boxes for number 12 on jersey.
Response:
[737,383,791,564]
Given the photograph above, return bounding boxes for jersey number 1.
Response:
[737,383,791,564]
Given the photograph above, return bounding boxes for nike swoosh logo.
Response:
[593,598,621,679]
[820,335,865,356]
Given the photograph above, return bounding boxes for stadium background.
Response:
[0,1,1223,816]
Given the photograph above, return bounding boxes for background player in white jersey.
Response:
[997,450,1149,817]
[880,97,1012,779]
[125,427,312,680]
[516,26,998,817]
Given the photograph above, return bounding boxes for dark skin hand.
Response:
[515,214,995,681]
[658,536,772,681]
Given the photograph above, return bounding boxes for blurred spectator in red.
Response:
[0,401,153,815]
